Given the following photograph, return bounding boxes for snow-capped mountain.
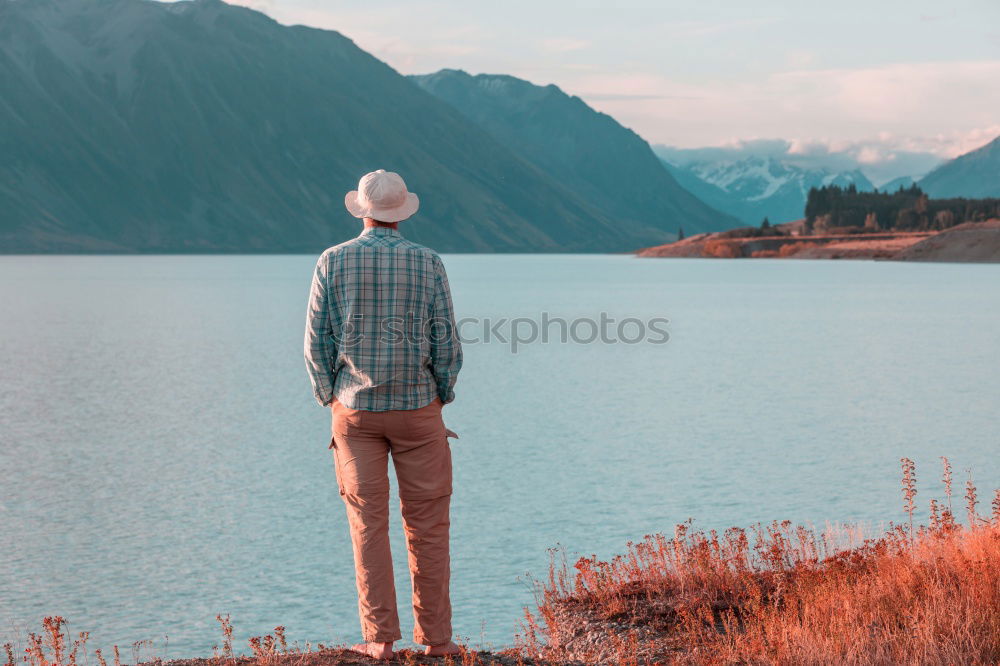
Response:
[657,154,875,225]
[691,157,873,203]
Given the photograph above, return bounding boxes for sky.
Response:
[226,0,1000,182]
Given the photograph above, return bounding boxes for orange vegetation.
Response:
[520,458,1000,664]
[751,242,820,258]
[702,239,741,259]
[778,241,820,257]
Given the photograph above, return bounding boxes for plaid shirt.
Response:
[304,226,462,411]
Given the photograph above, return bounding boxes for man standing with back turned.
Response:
[304,169,463,660]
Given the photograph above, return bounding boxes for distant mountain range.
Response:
[655,135,1000,225]
[410,69,740,238]
[0,0,734,253]
[653,150,874,226]
[879,176,917,192]
[919,136,1000,199]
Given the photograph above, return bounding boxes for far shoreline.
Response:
[636,219,1000,263]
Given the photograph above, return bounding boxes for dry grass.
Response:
[518,457,1000,664]
[702,239,742,259]
[778,241,820,257]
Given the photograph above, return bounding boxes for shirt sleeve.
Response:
[304,253,337,406]
[429,254,463,404]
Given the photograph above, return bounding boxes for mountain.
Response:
[408,69,740,237]
[653,140,943,197]
[878,176,916,192]
[655,153,875,225]
[0,0,691,253]
[918,136,1000,199]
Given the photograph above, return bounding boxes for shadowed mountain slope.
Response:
[919,136,1000,199]
[410,68,740,238]
[0,0,688,252]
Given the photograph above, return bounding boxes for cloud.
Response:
[567,60,1000,171]
[854,146,884,165]
[653,130,1000,185]
[784,137,949,184]
[657,139,793,165]
[770,61,1000,129]
[885,125,1000,158]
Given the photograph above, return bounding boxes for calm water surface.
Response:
[1,255,998,656]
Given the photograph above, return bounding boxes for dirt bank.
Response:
[637,220,1000,262]
[893,219,1000,262]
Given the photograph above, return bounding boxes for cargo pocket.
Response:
[331,447,346,496]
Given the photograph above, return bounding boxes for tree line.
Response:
[803,183,1000,234]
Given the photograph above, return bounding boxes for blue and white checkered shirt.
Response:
[304,226,463,411]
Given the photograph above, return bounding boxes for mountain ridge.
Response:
[0,0,709,253]
[409,68,741,237]
[918,136,1000,198]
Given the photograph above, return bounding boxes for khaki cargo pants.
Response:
[330,396,453,646]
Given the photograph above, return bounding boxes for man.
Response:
[304,169,463,660]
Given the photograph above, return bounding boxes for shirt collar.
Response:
[360,226,402,238]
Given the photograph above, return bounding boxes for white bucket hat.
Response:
[344,169,420,223]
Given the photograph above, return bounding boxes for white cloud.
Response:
[566,60,1000,163]
[890,125,1000,158]
[655,129,1000,186]
[854,146,884,165]
[771,61,1000,129]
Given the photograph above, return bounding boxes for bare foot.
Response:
[424,640,461,656]
[350,642,394,660]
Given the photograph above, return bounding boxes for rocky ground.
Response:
[538,594,691,664]
[147,646,546,666]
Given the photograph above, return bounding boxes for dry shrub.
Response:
[779,241,820,257]
[523,460,1000,665]
[702,239,742,258]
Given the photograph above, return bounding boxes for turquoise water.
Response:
[1,254,998,657]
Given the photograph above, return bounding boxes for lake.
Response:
[1,254,998,657]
